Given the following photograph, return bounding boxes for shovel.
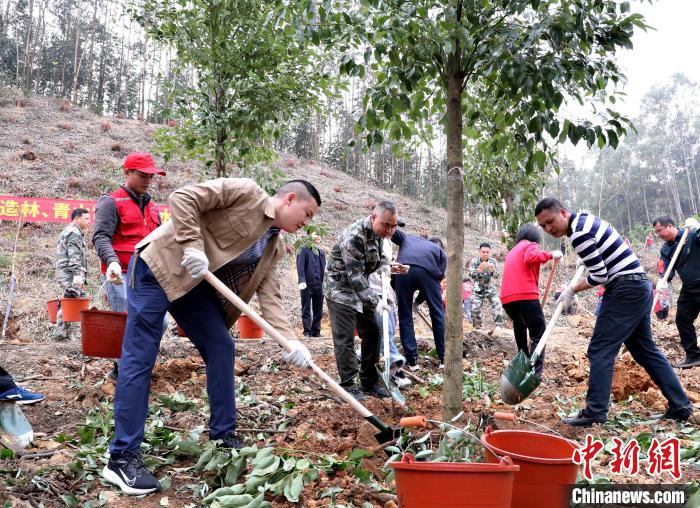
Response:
[650,225,689,318]
[203,272,403,443]
[541,257,559,307]
[376,273,405,405]
[500,264,586,405]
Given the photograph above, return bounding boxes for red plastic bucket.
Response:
[237,314,263,339]
[176,324,187,337]
[481,427,580,508]
[47,299,59,323]
[80,308,127,358]
[59,297,90,322]
[390,453,519,507]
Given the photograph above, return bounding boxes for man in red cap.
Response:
[92,152,166,381]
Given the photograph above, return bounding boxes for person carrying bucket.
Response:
[54,208,90,341]
[500,224,562,380]
[102,179,319,496]
[535,198,693,427]
[92,152,166,382]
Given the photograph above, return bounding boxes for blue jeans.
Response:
[378,310,404,367]
[585,278,690,418]
[110,257,237,454]
[463,298,472,322]
[102,275,168,333]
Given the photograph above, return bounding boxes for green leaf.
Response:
[61,494,79,506]
[606,129,619,149]
[287,474,304,502]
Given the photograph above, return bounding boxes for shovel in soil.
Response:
[376,273,405,405]
[500,264,586,405]
[204,271,406,444]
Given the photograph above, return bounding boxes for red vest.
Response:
[100,187,160,274]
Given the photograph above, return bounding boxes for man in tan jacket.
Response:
[103,178,321,496]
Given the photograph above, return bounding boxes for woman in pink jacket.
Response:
[500,224,562,378]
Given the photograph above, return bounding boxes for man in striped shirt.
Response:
[535,198,692,427]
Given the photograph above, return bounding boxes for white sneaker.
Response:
[395,376,412,388]
[439,364,444,369]
[408,363,421,371]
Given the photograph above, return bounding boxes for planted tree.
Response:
[324,0,647,418]
[134,0,330,176]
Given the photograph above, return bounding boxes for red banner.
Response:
[0,195,171,223]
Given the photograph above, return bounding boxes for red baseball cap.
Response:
[123,152,166,176]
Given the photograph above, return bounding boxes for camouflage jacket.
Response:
[467,256,500,293]
[324,216,390,312]
[56,223,87,280]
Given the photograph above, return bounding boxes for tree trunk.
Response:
[70,0,82,102]
[85,0,98,106]
[442,54,465,421]
[33,0,47,93]
[23,0,34,91]
[214,85,226,177]
[59,3,72,96]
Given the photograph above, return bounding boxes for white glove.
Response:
[181,248,209,279]
[106,261,123,283]
[72,275,84,286]
[551,250,563,260]
[555,286,576,308]
[656,279,668,291]
[375,300,391,315]
[283,340,311,368]
[684,217,700,230]
[298,282,307,290]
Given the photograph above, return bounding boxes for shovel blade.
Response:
[500,350,541,405]
[377,366,405,406]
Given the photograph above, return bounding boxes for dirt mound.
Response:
[151,357,205,394]
[611,354,654,401]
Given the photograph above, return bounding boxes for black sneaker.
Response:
[674,357,700,369]
[102,450,161,496]
[215,432,246,449]
[362,383,390,399]
[346,388,368,401]
[561,410,607,427]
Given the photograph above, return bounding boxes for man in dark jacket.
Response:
[392,230,447,367]
[654,215,700,368]
[296,233,326,337]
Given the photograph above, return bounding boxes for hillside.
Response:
[1,94,699,508]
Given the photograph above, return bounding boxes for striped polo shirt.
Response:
[568,212,643,286]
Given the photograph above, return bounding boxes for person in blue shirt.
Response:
[391,229,447,368]
[296,233,326,337]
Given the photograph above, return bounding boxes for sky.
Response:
[561,0,700,167]
[615,0,700,116]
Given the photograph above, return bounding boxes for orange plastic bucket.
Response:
[390,453,519,507]
[47,299,59,323]
[80,308,127,358]
[481,427,580,508]
[59,297,90,322]
[176,324,187,337]
[237,314,263,339]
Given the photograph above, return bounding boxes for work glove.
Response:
[298,282,307,290]
[181,248,209,279]
[71,275,84,286]
[656,279,668,291]
[551,250,563,260]
[63,286,81,298]
[555,286,576,309]
[283,340,311,368]
[684,217,700,230]
[106,261,123,283]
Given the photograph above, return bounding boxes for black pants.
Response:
[327,300,380,390]
[502,299,546,378]
[675,285,700,360]
[0,366,17,393]
[395,265,445,362]
[300,284,323,336]
[585,279,690,418]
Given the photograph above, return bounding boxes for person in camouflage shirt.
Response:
[54,208,90,341]
[324,201,396,401]
[468,242,504,331]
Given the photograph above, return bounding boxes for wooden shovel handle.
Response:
[203,271,373,418]
[650,226,690,317]
[541,257,560,307]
